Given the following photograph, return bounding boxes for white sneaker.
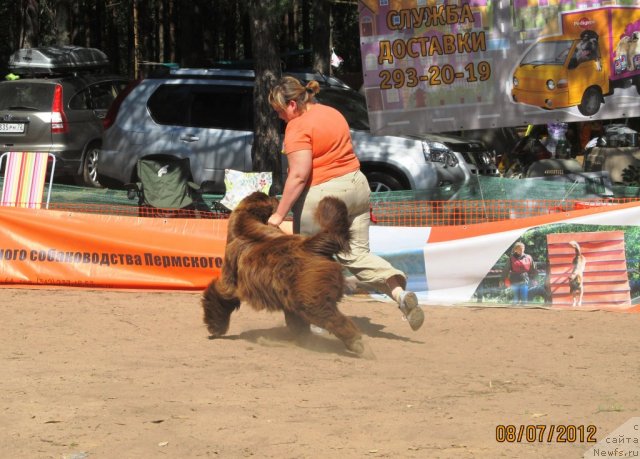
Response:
[310,324,327,335]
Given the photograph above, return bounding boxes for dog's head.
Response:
[233,192,279,223]
[579,30,599,51]
[227,192,280,242]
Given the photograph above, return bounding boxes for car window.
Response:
[148,84,191,125]
[315,87,370,131]
[0,82,55,111]
[69,87,91,110]
[190,86,253,130]
[148,84,253,130]
[89,81,121,110]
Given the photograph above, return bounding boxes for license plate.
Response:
[0,123,25,133]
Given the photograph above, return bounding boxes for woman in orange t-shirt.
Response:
[267,76,424,331]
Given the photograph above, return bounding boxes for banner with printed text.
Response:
[358,0,640,135]
[0,207,227,290]
[1,204,639,312]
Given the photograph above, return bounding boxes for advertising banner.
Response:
[1,203,639,312]
[358,0,640,135]
[369,200,640,311]
[0,207,227,290]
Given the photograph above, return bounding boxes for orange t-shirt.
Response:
[283,103,360,186]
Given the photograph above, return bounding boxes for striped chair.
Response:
[0,151,56,209]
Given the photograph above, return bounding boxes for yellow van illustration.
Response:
[512,6,640,116]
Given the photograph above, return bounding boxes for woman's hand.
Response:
[268,213,285,227]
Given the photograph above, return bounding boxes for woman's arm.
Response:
[268,149,312,227]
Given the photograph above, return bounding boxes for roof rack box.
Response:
[9,46,109,75]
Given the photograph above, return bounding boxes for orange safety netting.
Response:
[45,202,231,219]
[369,198,640,227]
[5,197,640,226]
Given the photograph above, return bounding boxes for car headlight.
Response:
[546,79,556,90]
[513,76,519,87]
[423,141,458,167]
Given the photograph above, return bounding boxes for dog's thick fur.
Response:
[202,191,367,355]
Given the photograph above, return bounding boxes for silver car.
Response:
[99,68,497,194]
[0,46,128,187]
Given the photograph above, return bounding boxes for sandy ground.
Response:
[1,288,639,459]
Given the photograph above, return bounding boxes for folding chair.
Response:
[125,156,206,217]
[0,151,56,209]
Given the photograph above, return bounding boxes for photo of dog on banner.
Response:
[568,240,587,308]
[571,29,602,70]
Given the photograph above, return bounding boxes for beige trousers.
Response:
[292,170,406,296]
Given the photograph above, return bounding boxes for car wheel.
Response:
[365,172,403,192]
[577,87,602,116]
[78,143,102,188]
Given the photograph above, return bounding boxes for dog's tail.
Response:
[303,196,351,258]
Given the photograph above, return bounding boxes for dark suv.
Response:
[0,46,128,187]
[98,68,497,194]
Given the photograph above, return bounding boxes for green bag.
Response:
[127,157,200,210]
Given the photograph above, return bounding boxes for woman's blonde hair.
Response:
[269,76,320,113]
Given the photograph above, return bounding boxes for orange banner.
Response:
[0,207,227,290]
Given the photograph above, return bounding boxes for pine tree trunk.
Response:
[249,0,287,194]
[132,0,139,77]
[312,0,330,75]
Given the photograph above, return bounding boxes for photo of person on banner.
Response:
[502,241,538,305]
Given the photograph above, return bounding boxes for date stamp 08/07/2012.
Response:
[495,424,597,443]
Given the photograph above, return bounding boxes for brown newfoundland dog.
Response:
[202,191,368,356]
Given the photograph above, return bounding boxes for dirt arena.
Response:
[1,288,638,458]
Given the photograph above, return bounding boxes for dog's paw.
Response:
[206,324,229,338]
[346,338,376,360]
